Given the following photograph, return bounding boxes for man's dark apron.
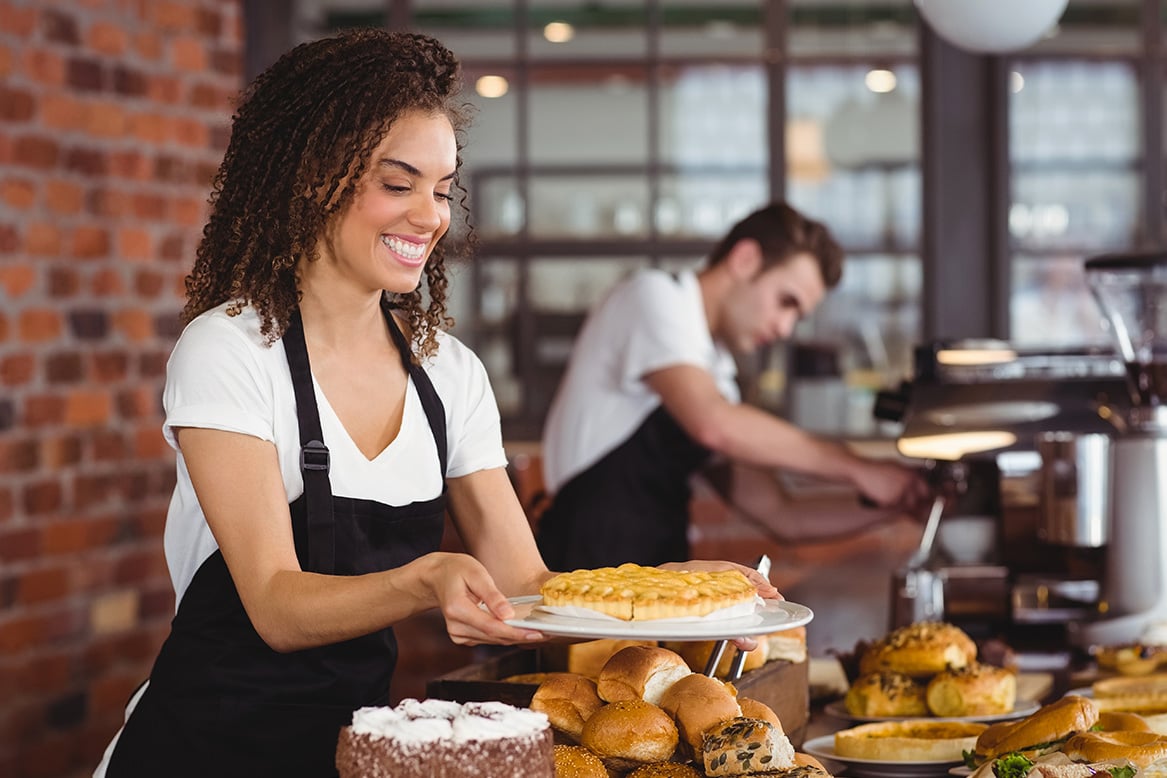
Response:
[107,301,447,777]
[536,405,711,570]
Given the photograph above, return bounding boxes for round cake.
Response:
[336,698,554,778]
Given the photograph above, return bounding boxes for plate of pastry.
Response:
[822,698,1040,725]
[801,735,965,778]
[502,596,813,641]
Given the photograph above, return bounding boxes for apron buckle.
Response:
[300,440,331,473]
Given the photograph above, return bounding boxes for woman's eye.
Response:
[435,191,453,202]
[382,184,409,193]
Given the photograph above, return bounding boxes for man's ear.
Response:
[725,238,764,281]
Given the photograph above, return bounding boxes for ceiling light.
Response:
[543,21,574,43]
[1010,71,1025,94]
[475,75,509,99]
[897,431,1018,461]
[914,0,1068,54]
[865,69,897,94]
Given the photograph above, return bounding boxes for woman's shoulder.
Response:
[171,302,275,367]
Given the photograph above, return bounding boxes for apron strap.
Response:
[283,309,337,574]
[380,298,448,478]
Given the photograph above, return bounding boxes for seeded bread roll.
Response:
[845,672,928,718]
[625,763,704,778]
[552,744,609,778]
[750,766,833,778]
[740,697,784,732]
[658,673,742,758]
[835,720,988,762]
[702,717,796,776]
[859,622,977,678]
[925,662,1017,717]
[597,645,692,705]
[580,699,679,773]
[530,672,605,743]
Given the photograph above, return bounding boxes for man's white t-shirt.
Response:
[161,302,508,607]
[541,269,740,494]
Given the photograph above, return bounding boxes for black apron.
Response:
[536,404,712,570]
[107,301,447,777]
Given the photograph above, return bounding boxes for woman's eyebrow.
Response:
[377,158,456,181]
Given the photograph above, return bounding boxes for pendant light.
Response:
[914,0,1069,54]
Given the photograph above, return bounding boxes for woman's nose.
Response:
[408,194,444,230]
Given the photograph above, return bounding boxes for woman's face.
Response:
[320,110,457,295]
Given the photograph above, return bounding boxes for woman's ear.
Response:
[725,238,764,281]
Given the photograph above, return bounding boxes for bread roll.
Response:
[552,744,609,778]
[793,753,828,771]
[702,717,796,776]
[859,622,977,678]
[749,766,833,778]
[1062,729,1167,767]
[597,645,692,705]
[580,699,679,773]
[1098,710,1151,732]
[925,662,1016,717]
[767,626,808,664]
[740,697,783,732]
[559,638,658,679]
[658,673,742,757]
[973,694,1098,763]
[845,672,928,718]
[530,672,606,743]
[834,720,987,762]
[625,763,704,777]
[663,640,768,678]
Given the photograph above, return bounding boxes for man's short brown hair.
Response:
[705,201,843,288]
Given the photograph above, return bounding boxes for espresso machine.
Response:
[1070,252,1167,646]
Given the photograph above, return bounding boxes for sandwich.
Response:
[969,695,1099,767]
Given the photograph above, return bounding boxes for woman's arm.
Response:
[178,427,542,651]
[445,466,556,597]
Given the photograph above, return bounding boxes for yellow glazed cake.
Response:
[540,563,757,621]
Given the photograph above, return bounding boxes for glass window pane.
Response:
[411,2,517,59]
[1024,0,1142,56]
[527,0,646,59]
[660,64,767,167]
[1010,255,1109,348]
[529,65,648,163]
[529,257,645,313]
[528,174,650,239]
[659,2,764,59]
[658,172,768,239]
[788,0,916,60]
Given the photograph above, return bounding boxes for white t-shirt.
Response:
[161,302,508,607]
[540,269,740,494]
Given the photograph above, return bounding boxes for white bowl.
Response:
[936,515,998,564]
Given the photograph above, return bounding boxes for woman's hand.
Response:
[416,552,545,647]
[658,559,782,652]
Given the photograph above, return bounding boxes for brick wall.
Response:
[0,1,242,775]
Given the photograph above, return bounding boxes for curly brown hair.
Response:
[706,201,844,288]
[183,29,474,357]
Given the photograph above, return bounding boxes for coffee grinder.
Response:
[1073,252,1167,646]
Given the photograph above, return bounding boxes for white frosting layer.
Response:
[350,699,549,744]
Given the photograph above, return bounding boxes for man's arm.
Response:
[644,363,929,511]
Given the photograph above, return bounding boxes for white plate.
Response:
[801,735,964,778]
[823,698,1040,724]
[502,596,813,641]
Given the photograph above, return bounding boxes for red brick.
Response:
[89,673,143,720]
[1,353,37,386]
[152,2,197,31]
[107,148,151,179]
[38,93,78,131]
[133,426,167,458]
[0,487,14,523]
[22,480,63,515]
[44,178,84,214]
[87,186,130,217]
[114,549,169,586]
[41,434,82,468]
[16,731,81,777]
[92,351,128,382]
[0,436,38,471]
[0,177,35,209]
[0,613,43,652]
[12,135,59,169]
[0,265,37,297]
[18,309,64,342]
[0,5,37,36]
[17,652,73,694]
[147,73,183,104]
[41,7,80,45]
[119,227,152,261]
[22,47,66,87]
[74,474,113,506]
[87,20,128,57]
[0,527,41,562]
[0,43,10,79]
[133,269,165,296]
[0,85,35,122]
[25,222,62,256]
[90,267,125,296]
[133,30,163,60]
[85,101,127,137]
[64,389,111,426]
[24,394,66,426]
[42,520,91,555]
[72,225,111,259]
[17,566,70,605]
[112,309,153,341]
[171,196,205,226]
[90,430,127,461]
[47,266,80,297]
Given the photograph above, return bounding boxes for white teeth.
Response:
[381,235,425,260]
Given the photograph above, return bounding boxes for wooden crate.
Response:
[426,646,811,747]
